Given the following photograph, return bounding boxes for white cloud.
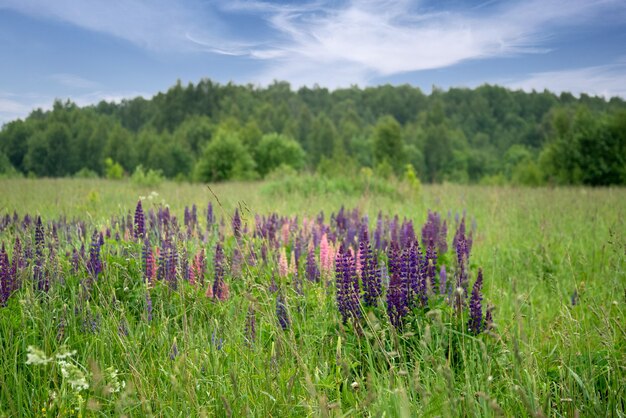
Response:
[50,74,100,89]
[0,0,223,51]
[224,0,626,87]
[506,61,626,99]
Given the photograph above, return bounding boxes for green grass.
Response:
[0,177,625,417]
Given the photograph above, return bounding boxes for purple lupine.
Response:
[335,246,361,324]
[485,304,494,330]
[305,243,320,282]
[34,216,47,292]
[0,243,11,306]
[146,291,153,322]
[360,235,381,307]
[232,208,242,240]
[276,292,290,330]
[134,200,145,239]
[87,230,103,281]
[207,202,214,229]
[421,211,448,255]
[212,243,226,300]
[468,268,484,334]
[167,240,178,289]
[406,243,427,307]
[400,219,416,248]
[170,340,179,360]
[439,265,447,295]
[245,305,256,345]
[11,236,23,292]
[374,211,383,251]
[424,240,438,291]
[386,243,408,327]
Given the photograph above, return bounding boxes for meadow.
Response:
[0,177,624,417]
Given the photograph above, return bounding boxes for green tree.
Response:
[254,133,306,177]
[372,115,404,172]
[194,132,257,182]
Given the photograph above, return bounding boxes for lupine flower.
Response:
[406,243,427,307]
[485,304,494,330]
[319,233,330,278]
[245,305,256,346]
[212,243,228,300]
[34,217,47,292]
[11,237,23,292]
[468,268,484,334]
[0,243,11,306]
[207,202,214,228]
[87,230,103,281]
[424,240,437,291]
[170,338,178,360]
[288,250,297,277]
[305,242,320,282]
[335,246,361,323]
[359,235,381,307]
[232,208,242,240]
[146,291,153,322]
[134,200,145,239]
[439,265,447,295]
[278,247,289,278]
[276,292,290,330]
[387,243,408,327]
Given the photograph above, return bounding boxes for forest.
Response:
[1,79,625,185]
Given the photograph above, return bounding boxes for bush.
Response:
[194,132,257,182]
[131,165,164,187]
[104,158,124,180]
[73,168,99,179]
[255,133,305,178]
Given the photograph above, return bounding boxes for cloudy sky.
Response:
[1,0,626,123]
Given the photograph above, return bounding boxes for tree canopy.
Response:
[1,80,625,185]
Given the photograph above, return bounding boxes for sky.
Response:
[1,0,626,124]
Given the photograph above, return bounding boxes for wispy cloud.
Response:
[0,0,223,51]
[506,60,626,99]
[215,0,626,87]
[50,74,100,89]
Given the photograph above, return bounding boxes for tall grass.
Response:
[0,178,624,416]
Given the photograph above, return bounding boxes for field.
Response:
[0,177,625,417]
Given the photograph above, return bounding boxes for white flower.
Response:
[55,349,77,360]
[26,346,52,365]
[58,360,89,391]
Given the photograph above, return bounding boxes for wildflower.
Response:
[26,346,52,365]
[212,243,229,300]
[0,243,11,306]
[245,305,256,346]
[87,230,103,281]
[276,292,290,330]
[335,246,361,323]
[468,269,484,334]
[169,338,178,360]
[359,235,381,307]
[439,265,447,295]
[105,367,125,393]
[278,247,288,278]
[207,202,214,228]
[386,243,408,327]
[232,208,241,240]
[134,200,145,239]
[305,242,320,282]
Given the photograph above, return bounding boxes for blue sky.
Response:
[1,0,626,124]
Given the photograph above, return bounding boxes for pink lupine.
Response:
[278,247,289,278]
[320,234,329,277]
[288,250,296,276]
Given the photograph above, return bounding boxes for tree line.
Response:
[1,79,625,185]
